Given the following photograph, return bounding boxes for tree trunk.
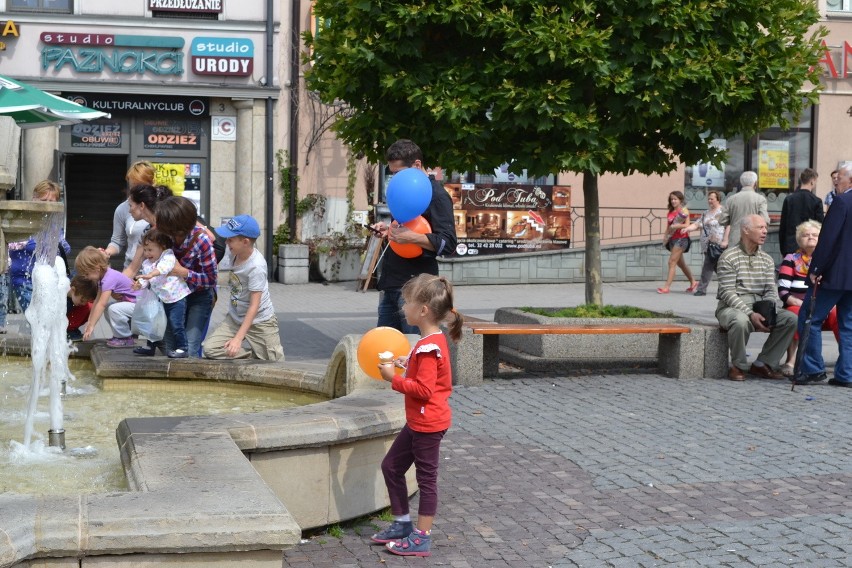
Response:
[583,171,602,306]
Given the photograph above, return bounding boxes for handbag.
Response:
[131,288,167,342]
[706,242,724,263]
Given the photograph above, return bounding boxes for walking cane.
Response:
[791,278,819,393]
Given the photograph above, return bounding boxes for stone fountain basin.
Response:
[0,334,414,568]
[0,200,65,242]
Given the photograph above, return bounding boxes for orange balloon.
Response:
[357,327,412,380]
[389,216,432,259]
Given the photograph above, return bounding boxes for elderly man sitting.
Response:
[716,214,796,381]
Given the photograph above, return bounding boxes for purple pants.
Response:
[381,424,446,517]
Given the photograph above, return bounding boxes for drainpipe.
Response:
[288,0,300,243]
[265,0,276,278]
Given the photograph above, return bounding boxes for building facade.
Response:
[0,0,281,261]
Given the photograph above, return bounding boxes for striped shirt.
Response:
[716,242,778,315]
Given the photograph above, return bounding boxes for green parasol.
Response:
[0,74,109,128]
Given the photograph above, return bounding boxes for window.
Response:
[827,0,852,12]
[684,107,815,216]
[9,0,72,12]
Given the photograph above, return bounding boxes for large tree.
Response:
[305,0,825,304]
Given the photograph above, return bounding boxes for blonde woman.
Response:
[101,161,155,269]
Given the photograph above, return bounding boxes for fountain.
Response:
[0,201,417,566]
[0,200,69,450]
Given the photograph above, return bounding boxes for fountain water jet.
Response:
[0,201,70,450]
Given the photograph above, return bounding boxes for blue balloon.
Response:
[386,168,432,223]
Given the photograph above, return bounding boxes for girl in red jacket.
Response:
[371,274,464,557]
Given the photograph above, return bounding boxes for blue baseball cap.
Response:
[216,214,260,238]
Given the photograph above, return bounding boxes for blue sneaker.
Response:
[386,530,431,557]
[370,521,412,544]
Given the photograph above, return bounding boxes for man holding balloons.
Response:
[371,139,457,334]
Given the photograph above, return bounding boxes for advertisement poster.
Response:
[445,183,571,257]
[153,162,202,205]
[691,138,726,188]
[758,140,790,189]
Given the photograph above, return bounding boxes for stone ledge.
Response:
[0,335,415,567]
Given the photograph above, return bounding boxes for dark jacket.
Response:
[377,177,457,290]
[809,190,852,290]
[779,189,824,256]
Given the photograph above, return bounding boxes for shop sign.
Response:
[41,32,184,76]
[143,118,204,151]
[444,183,572,257]
[1,20,20,52]
[64,93,207,117]
[211,116,236,140]
[819,40,852,78]
[191,37,253,76]
[70,120,122,148]
[149,0,222,13]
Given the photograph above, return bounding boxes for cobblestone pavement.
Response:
[284,374,852,566]
[11,277,846,567]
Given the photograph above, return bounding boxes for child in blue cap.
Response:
[202,215,284,361]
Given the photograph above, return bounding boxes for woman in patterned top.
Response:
[777,220,839,376]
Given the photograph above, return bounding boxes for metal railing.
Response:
[569,207,670,248]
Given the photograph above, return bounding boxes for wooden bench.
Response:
[452,321,697,386]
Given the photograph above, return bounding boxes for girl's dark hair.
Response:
[401,274,464,342]
[141,228,174,250]
[129,184,172,212]
[156,196,198,241]
[667,191,686,212]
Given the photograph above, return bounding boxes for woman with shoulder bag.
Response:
[658,191,698,294]
[685,190,726,296]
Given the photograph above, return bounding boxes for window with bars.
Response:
[9,0,72,12]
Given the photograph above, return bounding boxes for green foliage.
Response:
[305,0,826,177]
[327,524,344,539]
[275,149,325,244]
[271,222,291,251]
[522,305,673,318]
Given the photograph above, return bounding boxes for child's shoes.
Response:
[370,521,412,544]
[385,530,431,557]
[106,336,135,348]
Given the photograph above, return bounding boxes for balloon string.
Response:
[372,240,390,275]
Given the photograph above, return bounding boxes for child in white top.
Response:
[134,229,192,358]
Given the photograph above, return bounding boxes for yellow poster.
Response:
[757,140,789,190]
[153,163,185,195]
